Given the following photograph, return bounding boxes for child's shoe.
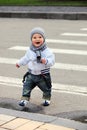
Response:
[19,100,28,107]
[43,100,50,106]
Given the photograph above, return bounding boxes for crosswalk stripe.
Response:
[80,28,87,31]
[54,63,87,72]
[0,76,87,96]
[7,39,87,46]
[0,57,87,72]
[46,39,87,45]
[61,33,87,37]
[52,48,87,55]
[0,57,17,64]
[53,83,87,95]
[9,46,87,56]
[9,46,28,51]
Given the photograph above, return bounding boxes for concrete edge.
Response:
[0,107,87,130]
[0,107,57,123]
[0,12,87,20]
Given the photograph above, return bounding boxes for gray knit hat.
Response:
[30,27,46,41]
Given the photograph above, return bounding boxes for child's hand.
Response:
[16,63,20,68]
[41,58,47,64]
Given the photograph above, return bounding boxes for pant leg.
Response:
[21,73,36,101]
[37,73,52,100]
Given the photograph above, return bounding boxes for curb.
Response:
[0,11,87,20]
[0,6,87,20]
[0,107,87,130]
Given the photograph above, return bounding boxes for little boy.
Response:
[16,27,55,106]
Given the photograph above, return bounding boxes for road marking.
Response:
[0,57,87,72]
[53,83,87,95]
[80,28,87,31]
[52,48,87,55]
[9,46,87,56]
[7,39,87,45]
[9,46,28,51]
[46,39,87,45]
[61,33,87,37]
[0,57,17,64]
[0,76,87,96]
[0,76,21,87]
[54,63,87,72]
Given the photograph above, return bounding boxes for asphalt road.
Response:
[0,18,87,121]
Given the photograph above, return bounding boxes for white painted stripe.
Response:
[54,63,87,72]
[53,83,87,94]
[51,48,87,55]
[81,28,87,31]
[53,89,87,96]
[0,76,21,86]
[9,46,28,51]
[0,57,18,64]
[0,76,87,95]
[9,46,87,56]
[0,57,87,72]
[8,39,87,46]
[61,33,87,37]
[46,39,87,45]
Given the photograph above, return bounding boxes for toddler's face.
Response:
[32,33,44,47]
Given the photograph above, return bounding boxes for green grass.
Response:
[0,0,87,6]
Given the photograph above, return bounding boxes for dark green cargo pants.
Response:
[21,73,52,101]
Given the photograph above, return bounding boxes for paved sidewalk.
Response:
[0,114,74,130]
[0,6,87,20]
[0,107,87,130]
[0,108,75,130]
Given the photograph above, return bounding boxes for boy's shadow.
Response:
[0,98,44,114]
[19,102,44,114]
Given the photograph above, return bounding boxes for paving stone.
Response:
[36,128,44,130]
[40,124,75,130]
[2,118,30,129]
[15,120,44,130]
[0,128,6,130]
[0,120,6,125]
[0,114,16,121]
[0,128,7,130]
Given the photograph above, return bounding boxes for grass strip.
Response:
[0,0,87,6]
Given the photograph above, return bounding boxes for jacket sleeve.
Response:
[17,49,30,66]
[45,48,55,67]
